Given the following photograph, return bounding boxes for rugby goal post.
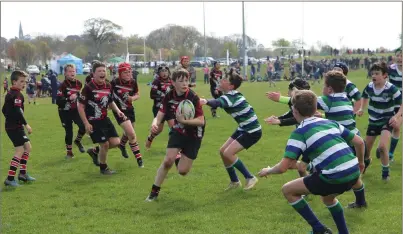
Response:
[126,53,149,74]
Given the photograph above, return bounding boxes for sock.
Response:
[382,164,389,178]
[389,136,399,157]
[327,201,349,234]
[99,163,108,171]
[92,146,100,154]
[290,198,325,232]
[19,152,29,175]
[129,142,142,159]
[66,144,72,153]
[147,132,158,142]
[233,158,254,179]
[120,135,128,147]
[174,153,181,167]
[225,166,239,182]
[151,184,161,196]
[7,155,21,181]
[353,184,366,205]
[74,132,84,143]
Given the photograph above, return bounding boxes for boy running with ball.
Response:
[146,68,205,201]
[200,69,260,191]
[259,90,366,234]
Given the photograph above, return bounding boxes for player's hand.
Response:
[264,116,280,125]
[359,162,365,174]
[356,109,363,117]
[314,111,323,118]
[85,123,93,134]
[176,113,186,124]
[266,91,281,102]
[69,93,77,101]
[389,115,401,129]
[258,167,271,177]
[199,98,207,105]
[25,124,32,134]
[117,111,127,120]
[151,123,159,134]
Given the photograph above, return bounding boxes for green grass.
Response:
[1,69,401,234]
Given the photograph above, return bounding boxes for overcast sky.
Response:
[1,2,402,50]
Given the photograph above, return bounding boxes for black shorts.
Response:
[113,109,135,125]
[366,123,393,136]
[167,130,202,160]
[89,117,119,143]
[59,109,84,129]
[231,129,262,149]
[303,172,359,196]
[6,128,29,147]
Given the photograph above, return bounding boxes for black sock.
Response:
[175,158,180,167]
[151,184,161,195]
[99,163,108,170]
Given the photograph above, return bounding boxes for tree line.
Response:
[1,17,396,69]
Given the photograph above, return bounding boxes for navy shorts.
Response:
[303,172,359,196]
[231,129,262,149]
[366,123,393,136]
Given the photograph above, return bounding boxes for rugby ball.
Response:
[177,100,195,120]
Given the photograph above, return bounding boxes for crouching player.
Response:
[146,68,205,201]
[258,90,366,234]
[3,71,35,186]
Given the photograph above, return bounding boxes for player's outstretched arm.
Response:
[356,98,368,116]
[258,158,295,177]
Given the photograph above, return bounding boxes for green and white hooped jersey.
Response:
[217,90,262,133]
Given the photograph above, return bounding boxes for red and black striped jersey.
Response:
[79,80,113,121]
[110,78,139,111]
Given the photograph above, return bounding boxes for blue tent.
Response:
[57,53,83,75]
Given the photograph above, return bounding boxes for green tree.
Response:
[14,40,36,69]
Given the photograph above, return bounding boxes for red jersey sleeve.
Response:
[193,95,204,118]
[159,93,169,113]
[79,85,90,105]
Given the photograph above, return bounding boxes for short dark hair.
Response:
[226,68,243,90]
[324,70,347,93]
[10,70,28,84]
[370,61,388,75]
[291,90,317,117]
[92,62,106,73]
[172,68,189,81]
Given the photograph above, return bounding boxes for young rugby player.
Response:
[178,56,196,88]
[209,61,223,118]
[78,62,126,174]
[387,47,402,161]
[200,69,260,191]
[146,68,205,201]
[259,90,366,234]
[56,64,86,159]
[111,62,143,167]
[357,62,401,181]
[3,70,36,187]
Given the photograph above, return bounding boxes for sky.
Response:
[1,2,402,51]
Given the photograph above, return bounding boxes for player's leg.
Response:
[146,148,180,201]
[219,137,240,189]
[282,177,330,233]
[59,111,74,158]
[176,137,201,176]
[72,111,86,153]
[346,178,367,209]
[18,141,36,182]
[145,107,164,149]
[221,130,261,190]
[389,125,400,161]
[378,128,392,181]
[322,195,349,234]
[4,145,24,186]
[121,119,143,167]
[363,129,377,173]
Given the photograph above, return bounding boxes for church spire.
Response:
[19,21,24,39]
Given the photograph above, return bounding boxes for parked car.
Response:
[190,61,204,67]
[83,65,91,74]
[27,65,40,74]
